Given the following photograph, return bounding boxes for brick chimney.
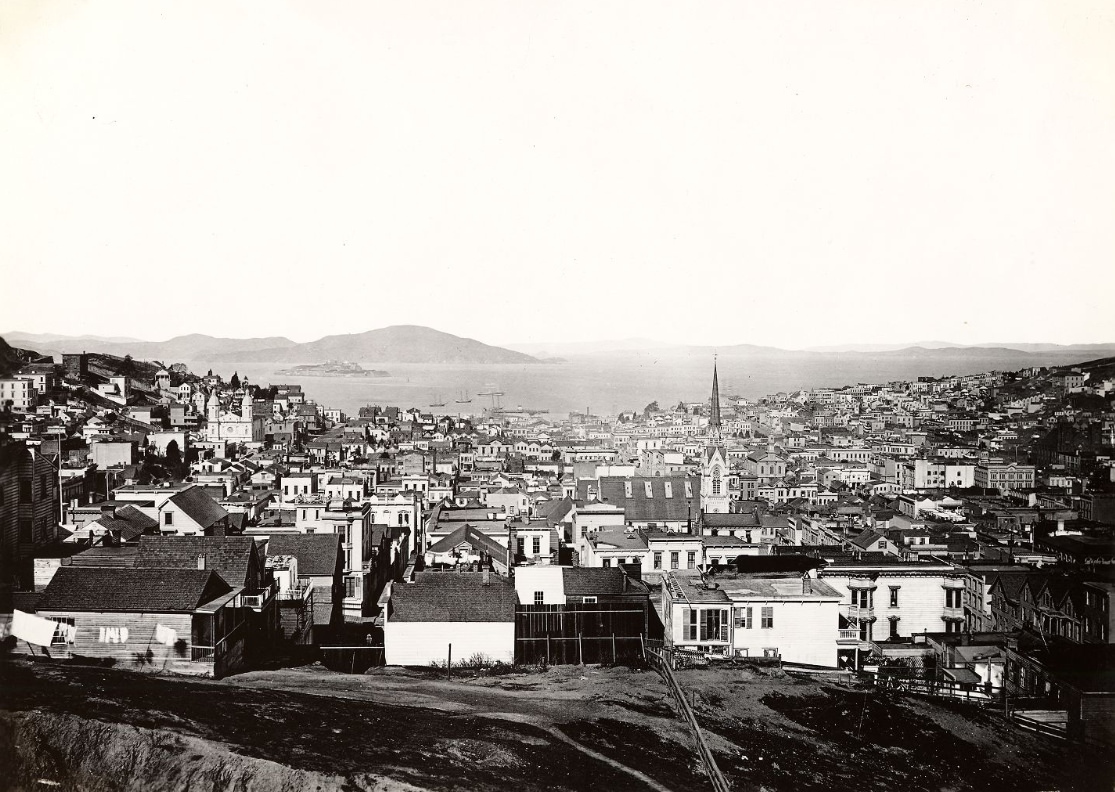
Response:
[197,555,206,570]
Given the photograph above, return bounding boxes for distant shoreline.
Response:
[274,362,389,378]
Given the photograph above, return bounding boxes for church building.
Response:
[205,389,264,445]
[700,361,731,514]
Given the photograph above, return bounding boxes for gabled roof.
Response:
[36,566,232,613]
[166,486,229,529]
[390,572,516,622]
[134,535,259,587]
[93,505,159,542]
[266,534,343,577]
[426,524,506,559]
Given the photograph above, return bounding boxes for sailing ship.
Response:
[454,390,472,404]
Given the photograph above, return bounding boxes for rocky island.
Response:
[273,360,388,378]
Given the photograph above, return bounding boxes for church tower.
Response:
[700,359,730,514]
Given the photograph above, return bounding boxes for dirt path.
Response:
[543,725,679,792]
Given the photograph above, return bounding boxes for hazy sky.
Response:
[2,1,1113,349]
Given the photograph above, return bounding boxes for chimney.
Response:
[482,569,490,586]
[197,554,206,570]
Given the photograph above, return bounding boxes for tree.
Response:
[165,439,182,470]
[643,400,659,416]
[230,372,240,389]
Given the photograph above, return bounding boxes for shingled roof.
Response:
[265,534,343,577]
[426,524,507,560]
[134,535,259,587]
[165,486,229,529]
[390,572,516,623]
[94,505,159,542]
[562,567,635,597]
[578,476,700,523]
[36,566,233,613]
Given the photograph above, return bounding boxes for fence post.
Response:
[612,633,617,664]
[546,635,551,666]
[447,643,452,681]
[639,633,645,660]
[578,632,584,666]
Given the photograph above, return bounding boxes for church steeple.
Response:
[709,356,722,444]
[700,357,730,515]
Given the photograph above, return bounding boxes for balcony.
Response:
[239,582,276,610]
[844,605,877,622]
[942,607,964,621]
[278,585,311,602]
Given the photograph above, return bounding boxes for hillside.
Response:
[0,336,53,377]
[2,660,1109,792]
[208,325,541,365]
[2,332,298,362]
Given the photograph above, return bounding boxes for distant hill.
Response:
[207,325,541,365]
[2,332,299,364]
[0,336,53,377]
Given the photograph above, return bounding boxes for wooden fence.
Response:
[514,602,648,665]
[320,645,385,673]
[643,639,731,792]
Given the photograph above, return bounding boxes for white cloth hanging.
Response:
[12,610,58,647]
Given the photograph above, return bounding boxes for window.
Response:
[49,617,75,646]
[945,589,962,608]
[653,552,662,569]
[701,609,728,641]
[712,466,721,495]
[734,607,753,629]
[517,538,525,557]
[345,577,356,598]
[583,596,597,604]
[603,558,611,568]
[851,589,872,609]
[687,551,696,569]
[533,591,544,605]
[670,552,679,570]
[761,606,774,629]
[889,617,900,639]
[685,609,698,641]
[889,587,900,607]
[163,512,174,526]
[19,479,31,503]
[532,537,541,555]
[40,475,48,498]
[19,518,32,542]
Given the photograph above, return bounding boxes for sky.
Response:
[2,1,1113,350]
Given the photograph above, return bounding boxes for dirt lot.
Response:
[2,658,1112,791]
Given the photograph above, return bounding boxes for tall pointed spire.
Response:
[709,356,722,442]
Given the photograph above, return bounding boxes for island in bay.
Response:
[273,360,388,378]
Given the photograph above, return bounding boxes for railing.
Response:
[643,639,731,792]
[845,605,875,621]
[190,621,246,664]
[278,585,311,601]
[838,629,861,641]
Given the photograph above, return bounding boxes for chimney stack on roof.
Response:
[197,554,205,570]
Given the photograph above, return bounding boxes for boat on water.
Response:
[454,389,472,404]
[430,392,447,407]
[274,360,388,378]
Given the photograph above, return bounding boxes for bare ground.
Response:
[2,658,1111,792]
